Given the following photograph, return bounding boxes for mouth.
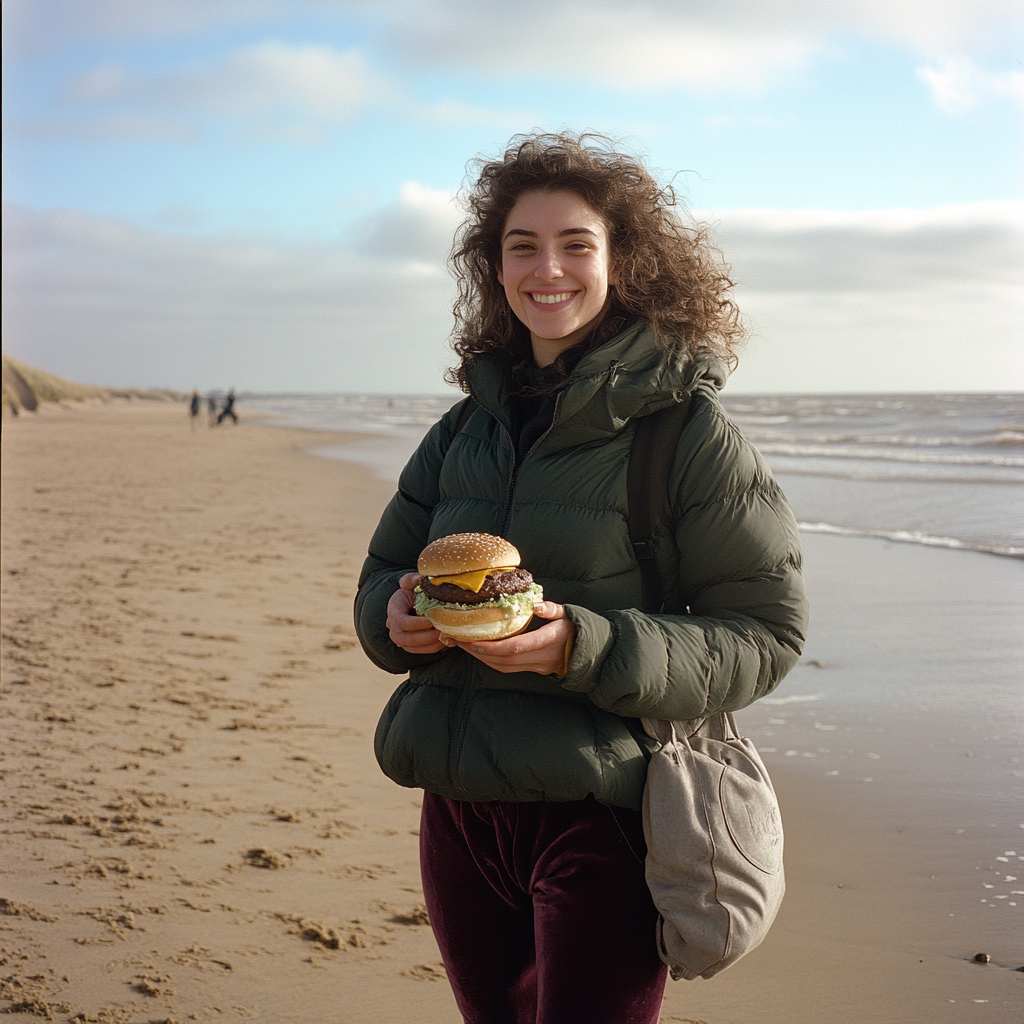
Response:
[528,291,577,306]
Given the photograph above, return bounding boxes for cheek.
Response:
[590,266,612,299]
[498,263,522,304]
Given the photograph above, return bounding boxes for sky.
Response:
[2,0,1022,395]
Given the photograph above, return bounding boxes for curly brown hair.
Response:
[446,132,744,390]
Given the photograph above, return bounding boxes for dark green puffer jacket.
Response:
[355,323,808,812]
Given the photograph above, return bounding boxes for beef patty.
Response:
[420,567,534,605]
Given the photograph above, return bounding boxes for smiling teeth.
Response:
[532,292,574,304]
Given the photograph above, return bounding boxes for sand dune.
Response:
[2,355,182,417]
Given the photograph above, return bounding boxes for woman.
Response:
[355,133,808,1024]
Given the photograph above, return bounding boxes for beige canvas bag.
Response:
[640,711,785,980]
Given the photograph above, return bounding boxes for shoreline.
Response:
[2,403,1022,1022]
[291,422,1024,563]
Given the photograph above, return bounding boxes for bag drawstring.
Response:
[606,805,646,866]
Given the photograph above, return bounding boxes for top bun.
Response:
[418,533,521,578]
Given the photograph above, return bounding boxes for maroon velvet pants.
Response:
[420,792,668,1024]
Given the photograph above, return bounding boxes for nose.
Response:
[535,245,563,281]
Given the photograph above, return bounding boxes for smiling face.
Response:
[497,189,617,367]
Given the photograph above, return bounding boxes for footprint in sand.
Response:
[403,963,447,981]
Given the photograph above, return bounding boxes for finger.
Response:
[393,629,443,649]
[397,639,446,654]
[532,600,567,620]
[465,651,554,674]
[460,636,527,657]
[387,618,440,643]
[399,572,423,590]
[389,612,435,632]
[461,636,545,660]
[386,593,416,619]
[464,621,562,654]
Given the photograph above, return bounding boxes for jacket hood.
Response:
[464,323,730,448]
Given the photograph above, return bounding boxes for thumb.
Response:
[533,600,567,621]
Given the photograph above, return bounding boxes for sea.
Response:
[241,391,1024,560]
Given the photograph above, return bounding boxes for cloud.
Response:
[387,0,1024,92]
[66,42,388,123]
[706,202,1024,292]
[8,1,1022,91]
[352,181,462,263]
[3,114,197,143]
[3,0,319,51]
[2,202,456,393]
[705,202,1024,391]
[747,0,1022,52]
[390,3,816,92]
[411,100,537,130]
[916,56,1024,113]
[41,41,515,142]
[3,198,1021,395]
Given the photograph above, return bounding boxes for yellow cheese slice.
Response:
[428,567,517,592]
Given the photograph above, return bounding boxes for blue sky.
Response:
[3,0,1022,393]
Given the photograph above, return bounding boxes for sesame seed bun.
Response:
[417,533,521,579]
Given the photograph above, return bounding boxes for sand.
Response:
[2,403,1022,1023]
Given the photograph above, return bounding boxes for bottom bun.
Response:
[423,604,534,642]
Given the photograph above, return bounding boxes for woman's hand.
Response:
[386,574,447,655]
[452,601,575,676]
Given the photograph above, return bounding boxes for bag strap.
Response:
[452,396,478,437]
[641,712,738,745]
[627,396,694,613]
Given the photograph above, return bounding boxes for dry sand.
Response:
[2,403,1022,1023]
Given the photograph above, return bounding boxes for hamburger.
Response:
[414,533,543,642]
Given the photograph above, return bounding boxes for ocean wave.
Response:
[742,430,1024,448]
[727,414,794,425]
[771,468,1024,485]
[757,443,1024,467]
[797,521,1024,559]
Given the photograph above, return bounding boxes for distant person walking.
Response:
[189,390,201,430]
[217,389,238,425]
[206,395,218,428]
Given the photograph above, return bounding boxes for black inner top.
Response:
[509,361,564,459]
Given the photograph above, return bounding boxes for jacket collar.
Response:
[464,322,729,448]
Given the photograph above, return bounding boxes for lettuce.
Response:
[414,582,543,617]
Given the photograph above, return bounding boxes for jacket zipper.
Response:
[449,668,477,786]
[499,360,618,535]
[450,365,619,785]
[449,390,565,786]
[498,390,565,537]
[446,400,513,787]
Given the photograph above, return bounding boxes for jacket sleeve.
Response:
[353,404,464,674]
[559,395,809,722]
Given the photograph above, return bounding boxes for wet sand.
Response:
[2,403,1022,1022]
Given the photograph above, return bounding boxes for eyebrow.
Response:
[502,227,600,243]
